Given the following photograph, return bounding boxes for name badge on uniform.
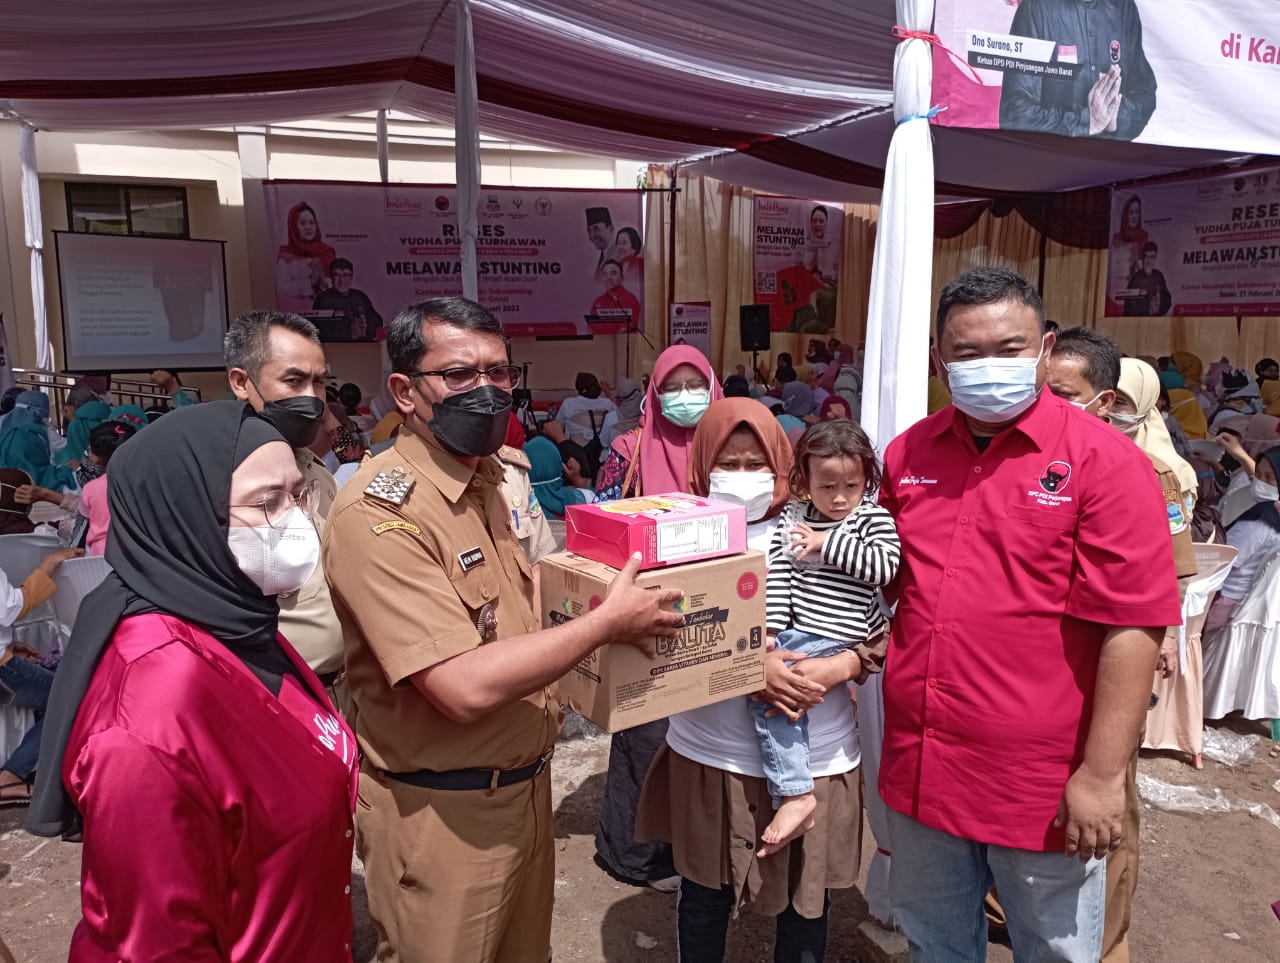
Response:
[459,547,486,571]
[365,467,415,506]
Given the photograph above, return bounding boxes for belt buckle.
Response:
[533,750,552,777]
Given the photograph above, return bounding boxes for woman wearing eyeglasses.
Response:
[27,401,358,962]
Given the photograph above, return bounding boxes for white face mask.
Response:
[1069,391,1105,413]
[226,506,320,597]
[1252,478,1280,503]
[708,471,776,523]
[945,338,1046,423]
[1109,410,1144,437]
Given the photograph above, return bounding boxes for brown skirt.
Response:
[635,744,863,919]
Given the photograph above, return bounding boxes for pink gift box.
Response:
[565,493,746,570]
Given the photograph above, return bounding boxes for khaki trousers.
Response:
[356,764,555,963]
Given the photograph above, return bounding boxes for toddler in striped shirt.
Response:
[755,419,900,855]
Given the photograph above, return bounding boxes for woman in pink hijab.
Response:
[595,345,724,500]
[592,345,723,891]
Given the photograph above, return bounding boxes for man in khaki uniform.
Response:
[225,310,345,683]
[323,297,684,963]
[1045,330,1195,963]
[498,443,557,563]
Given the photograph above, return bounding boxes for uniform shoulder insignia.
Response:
[364,466,416,506]
[497,445,531,470]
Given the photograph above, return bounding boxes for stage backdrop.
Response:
[1106,165,1280,317]
[752,196,843,335]
[263,182,645,341]
[931,0,1280,156]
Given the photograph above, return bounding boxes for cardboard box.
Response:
[541,550,767,731]
[565,493,746,570]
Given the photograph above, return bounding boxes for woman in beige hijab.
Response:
[1113,359,1206,771]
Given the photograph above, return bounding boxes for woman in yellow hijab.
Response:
[1166,388,1209,439]
[1171,350,1203,389]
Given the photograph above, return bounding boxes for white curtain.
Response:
[454,0,481,301]
[19,125,52,370]
[860,0,934,451]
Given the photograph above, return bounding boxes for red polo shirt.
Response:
[878,390,1181,851]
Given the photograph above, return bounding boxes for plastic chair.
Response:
[1144,543,1237,768]
[50,555,112,636]
[0,530,66,656]
[0,530,63,587]
[1203,547,1280,723]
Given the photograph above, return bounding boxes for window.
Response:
[66,182,189,238]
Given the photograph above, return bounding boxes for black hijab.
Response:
[1231,447,1280,534]
[28,401,296,837]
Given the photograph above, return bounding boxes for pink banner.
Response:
[263,182,645,341]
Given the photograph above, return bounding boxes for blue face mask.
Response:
[945,338,1046,424]
[659,387,711,428]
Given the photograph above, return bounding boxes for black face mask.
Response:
[260,395,326,448]
[428,385,512,457]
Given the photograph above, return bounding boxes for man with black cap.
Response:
[585,206,617,274]
[225,310,345,685]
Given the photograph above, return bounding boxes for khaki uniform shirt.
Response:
[323,426,561,774]
[497,444,557,565]
[278,450,345,675]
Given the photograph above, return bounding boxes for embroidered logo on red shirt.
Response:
[1039,461,1072,494]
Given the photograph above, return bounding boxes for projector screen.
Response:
[54,232,229,370]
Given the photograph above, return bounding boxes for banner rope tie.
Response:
[897,105,948,125]
[892,25,984,84]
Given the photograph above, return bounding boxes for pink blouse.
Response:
[64,613,358,962]
[77,475,111,556]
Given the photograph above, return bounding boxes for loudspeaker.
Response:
[739,304,771,352]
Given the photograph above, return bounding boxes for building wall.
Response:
[0,121,635,404]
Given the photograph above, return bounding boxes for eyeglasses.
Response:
[231,480,317,529]
[659,379,709,394]
[411,365,522,392]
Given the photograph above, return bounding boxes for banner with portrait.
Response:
[263,182,645,341]
[1106,165,1280,317]
[752,196,842,335]
[930,1,1280,155]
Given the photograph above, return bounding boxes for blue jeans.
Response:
[887,807,1105,963]
[751,629,849,806]
[0,655,55,779]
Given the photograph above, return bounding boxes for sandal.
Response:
[0,779,33,807]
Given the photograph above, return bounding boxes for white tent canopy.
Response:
[2,1,1252,200]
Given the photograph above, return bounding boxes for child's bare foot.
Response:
[758,793,817,858]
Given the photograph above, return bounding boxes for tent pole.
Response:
[667,165,678,358]
[18,125,52,371]
[860,1,935,451]
[454,0,480,301]
[376,109,390,183]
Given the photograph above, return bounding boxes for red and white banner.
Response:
[263,182,645,341]
[1106,165,1280,317]
[931,1,1280,156]
[752,196,842,335]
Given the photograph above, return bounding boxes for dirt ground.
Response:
[2,716,1278,962]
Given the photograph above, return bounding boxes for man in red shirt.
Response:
[878,267,1181,961]
[590,259,642,324]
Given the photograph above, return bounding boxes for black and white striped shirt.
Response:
[766,500,900,643]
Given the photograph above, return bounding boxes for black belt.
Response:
[385,752,552,792]
[316,670,341,689]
